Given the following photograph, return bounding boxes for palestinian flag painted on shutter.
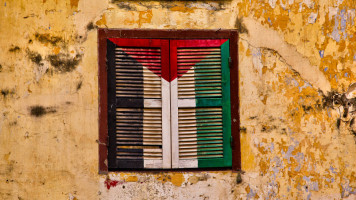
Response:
[107,38,232,169]
[107,38,171,169]
[170,39,232,168]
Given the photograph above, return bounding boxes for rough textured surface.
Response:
[0,0,356,199]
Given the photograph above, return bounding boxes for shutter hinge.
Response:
[230,136,234,148]
[228,57,232,68]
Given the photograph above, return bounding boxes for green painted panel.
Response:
[194,62,221,66]
[220,40,232,167]
[193,69,221,73]
[195,83,221,88]
[194,81,221,84]
[195,137,223,141]
[194,134,223,137]
[194,95,222,98]
[196,123,222,127]
[193,76,221,79]
[198,158,226,168]
[195,40,232,168]
[195,98,221,107]
[197,148,223,152]
[197,152,223,155]
[194,130,222,134]
[195,141,222,144]
[196,119,222,122]
[196,144,223,148]
[195,92,222,95]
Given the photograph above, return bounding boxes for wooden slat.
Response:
[178,107,224,160]
[177,62,221,66]
[177,55,221,59]
[116,47,161,52]
[177,48,220,52]
[115,47,162,99]
[116,107,163,160]
[177,48,222,99]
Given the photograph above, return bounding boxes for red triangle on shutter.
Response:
[174,49,224,79]
[170,39,228,82]
[109,38,170,81]
[116,47,163,77]
[108,38,227,82]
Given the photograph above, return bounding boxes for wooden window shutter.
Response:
[106,38,171,169]
[170,39,232,168]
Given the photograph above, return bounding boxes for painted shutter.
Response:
[107,38,171,169]
[170,39,232,168]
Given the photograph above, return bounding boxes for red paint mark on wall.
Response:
[104,178,121,189]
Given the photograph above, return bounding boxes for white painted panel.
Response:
[170,78,179,168]
[179,159,198,168]
[161,78,171,168]
[144,160,163,168]
[177,99,195,107]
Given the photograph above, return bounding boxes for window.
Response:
[98,30,240,172]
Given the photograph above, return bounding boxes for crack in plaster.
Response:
[240,37,315,91]
[240,17,331,94]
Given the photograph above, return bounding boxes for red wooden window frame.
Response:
[98,29,239,173]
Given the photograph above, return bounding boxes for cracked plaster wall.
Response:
[0,0,356,199]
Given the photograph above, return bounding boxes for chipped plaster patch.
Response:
[34,61,50,82]
[302,0,314,9]
[251,48,263,77]
[268,0,277,9]
[308,12,318,24]
[187,2,221,11]
[74,0,109,36]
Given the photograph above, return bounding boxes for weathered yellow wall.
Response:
[1,0,356,199]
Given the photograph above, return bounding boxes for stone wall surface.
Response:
[0,0,356,199]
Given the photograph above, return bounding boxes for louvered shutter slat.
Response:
[107,39,171,169]
[171,39,232,168]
